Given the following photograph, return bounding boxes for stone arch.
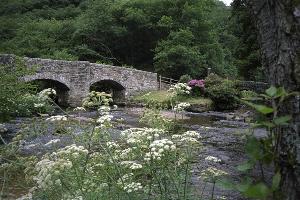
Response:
[26,78,70,106]
[90,79,126,103]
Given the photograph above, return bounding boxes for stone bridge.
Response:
[0,55,158,107]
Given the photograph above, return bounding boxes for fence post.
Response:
[159,75,162,90]
[207,67,211,77]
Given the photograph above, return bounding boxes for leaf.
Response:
[273,115,292,125]
[252,121,275,128]
[252,104,274,114]
[272,172,281,191]
[236,178,252,193]
[266,86,277,97]
[245,136,263,160]
[237,161,254,172]
[244,101,274,114]
[244,182,270,199]
[216,178,235,190]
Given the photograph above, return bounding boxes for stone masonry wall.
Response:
[0,54,158,106]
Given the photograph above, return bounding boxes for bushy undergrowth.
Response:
[0,58,55,121]
[204,74,241,110]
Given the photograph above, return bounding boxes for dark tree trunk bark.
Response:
[246,0,300,199]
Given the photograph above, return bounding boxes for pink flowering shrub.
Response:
[187,79,205,96]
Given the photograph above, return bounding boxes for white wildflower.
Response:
[173,102,191,112]
[46,115,67,122]
[73,107,86,111]
[120,161,143,170]
[205,156,222,163]
[123,182,143,193]
[0,124,7,133]
[200,167,228,182]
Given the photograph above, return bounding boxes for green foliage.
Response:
[241,90,258,100]
[132,90,213,111]
[0,57,35,121]
[205,79,240,110]
[204,73,223,88]
[178,74,192,83]
[82,91,113,108]
[0,0,240,79]
[220,86,298,199]
[230,0,264,81]
[139,109,174,131]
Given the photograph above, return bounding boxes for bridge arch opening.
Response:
[30,79,70,106]
[90,80,126,103]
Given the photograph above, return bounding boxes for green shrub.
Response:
[14,93,55,117]
[241,90,258,100]
[206,80,240,110]
[204,73,223,88]
[178,74,192,83]
[0,57,36,121]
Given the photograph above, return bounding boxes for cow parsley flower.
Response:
[120,161,143,170]
[168,83,191,96]
[46,115,67,122]
[73,107,86,111]
[172,131,201,145]
[200,167,228,182]
[205,156,221,163]
[121,128,163,145]
[0,124,7,133]
[174,102,191,112]
[145,139,176,161]
[123,182,143,193]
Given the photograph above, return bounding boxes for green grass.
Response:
[132,90,213,109]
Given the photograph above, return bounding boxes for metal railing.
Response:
[158,75,178,90]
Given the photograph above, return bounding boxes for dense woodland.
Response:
[0,0,262,80]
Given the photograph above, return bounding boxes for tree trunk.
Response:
[246,0,300,199]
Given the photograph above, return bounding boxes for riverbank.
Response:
[131,90,214,112]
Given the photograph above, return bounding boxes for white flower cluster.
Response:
[173,102,191,112]
[46,115,67,122]
[106,141,119,149]
[172,131,200,145]
[38,88,56,99]
[120,161,143,170]
[73,107,86,111]
[205,156,221,163]
[96,114,114,128]
[123,182,143,193]
[98,106,110,114]
[119,148,133,159]
[168,83,191,96]
[0,123,7,133]
[200,167,228,182]
[34,103,45,108]
[32,144,88,191]
[145,139,176,161]
[56,144,89,158]
[34,158,72,189]
[16,192,33,200]
[121,128,163,145]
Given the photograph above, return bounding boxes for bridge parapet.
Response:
[0,54,158,106]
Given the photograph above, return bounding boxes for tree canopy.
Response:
[0,0,262,80]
